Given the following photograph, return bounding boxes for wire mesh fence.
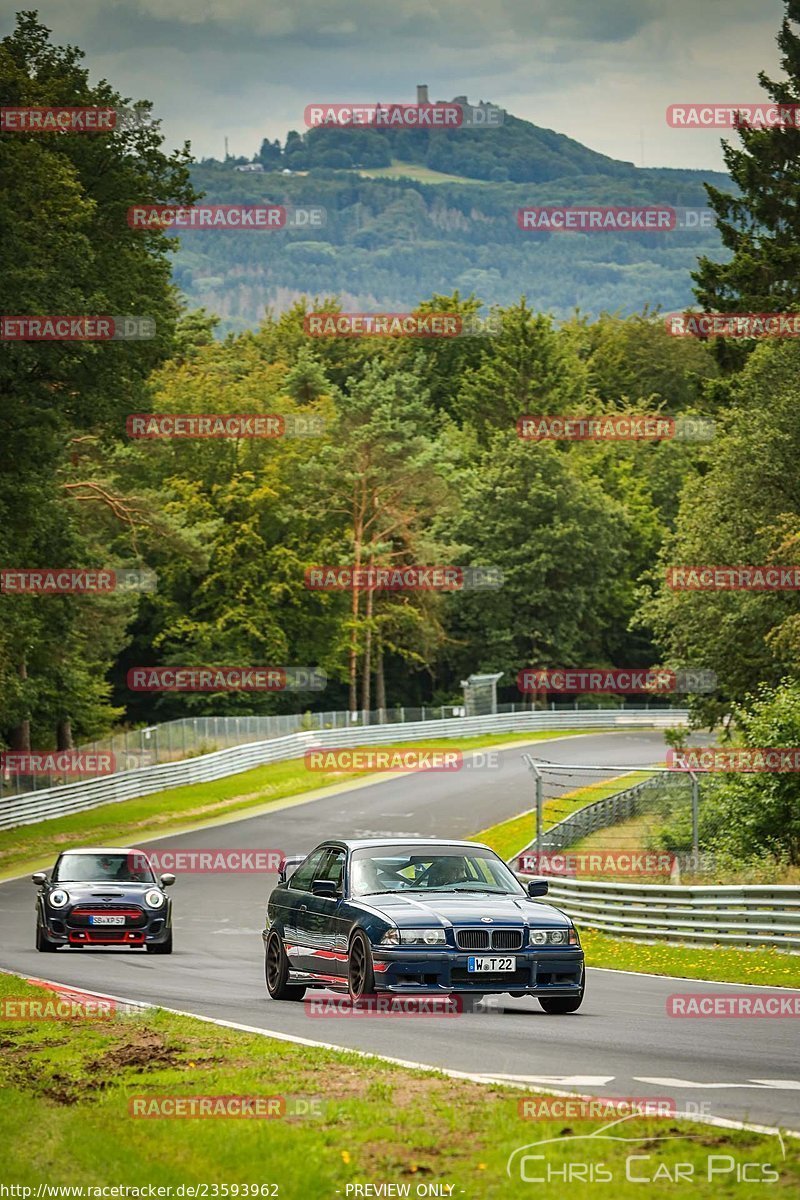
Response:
[514,758,796,886]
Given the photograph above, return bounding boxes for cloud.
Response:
[7,0,789,167]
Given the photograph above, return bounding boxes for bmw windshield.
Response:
[350,845,525,897]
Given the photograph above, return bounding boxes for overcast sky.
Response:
[2,0,790,169]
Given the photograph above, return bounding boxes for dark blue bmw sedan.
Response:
[263,838,584,1013]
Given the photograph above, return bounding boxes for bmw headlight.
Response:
[145,889,165,908]
[380,928,446,946]
[529,927,577,946]
[48,889,69,908]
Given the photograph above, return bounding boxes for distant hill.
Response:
[177,91,731,332]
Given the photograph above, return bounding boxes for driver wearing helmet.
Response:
[426,856,470,888]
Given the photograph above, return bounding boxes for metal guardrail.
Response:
[0,707,685,830]
[511,775,800,950]
[0,698,681,797]
[530,878,800,950]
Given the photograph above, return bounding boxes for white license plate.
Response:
[467,955,516,973]
[90,915,125,926]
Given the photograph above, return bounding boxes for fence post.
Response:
[690,769,700,868]
[522,754,544,857]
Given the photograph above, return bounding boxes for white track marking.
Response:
[589,967,800,991]
[477,1074,615,1085]
[636,1077,800,1090]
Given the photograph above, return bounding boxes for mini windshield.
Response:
[350,846,524,897]
[53,852,154,884]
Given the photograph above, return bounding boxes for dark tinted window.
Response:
[54,852,154,884]
[288,848,327,893]
[318,849,345,891]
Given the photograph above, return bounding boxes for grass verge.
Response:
[579,928,800,987]
[0,730,597,881]
[568,813,800,886]
[0,972,795,1197]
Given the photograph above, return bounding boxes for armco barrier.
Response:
[0,708,685,830]
[527,877,800,951]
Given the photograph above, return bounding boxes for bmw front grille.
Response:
[455,928,524,951]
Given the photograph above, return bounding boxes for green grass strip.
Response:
[0,972,794,1195]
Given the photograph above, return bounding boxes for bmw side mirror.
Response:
[160,873,175,887]
[31,872,47,886]
[311,878,338,898]
[527,879,549,897]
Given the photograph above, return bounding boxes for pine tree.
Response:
[694,0,800,316]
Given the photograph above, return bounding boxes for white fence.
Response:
[0,708,685,831]
[527,877,800,951]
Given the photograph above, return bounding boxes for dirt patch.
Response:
[355,1140,441,1177]
[88,1027,182,1071]
[5,1058,106,1105]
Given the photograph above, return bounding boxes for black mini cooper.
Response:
[32,847,175,952]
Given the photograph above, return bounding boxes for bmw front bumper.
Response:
[371,947,584,994]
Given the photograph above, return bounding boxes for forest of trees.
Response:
[3,3,800,871]
[175,162,728,333]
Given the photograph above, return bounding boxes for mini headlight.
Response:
[530,929,547,945]
[49,889,69,908]
[145,889,165,908]
[549,929,566,944]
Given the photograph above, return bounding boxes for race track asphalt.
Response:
[1,730,798,1132]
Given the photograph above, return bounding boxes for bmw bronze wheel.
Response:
[348,930,376,1000]
[265,931,306,1001]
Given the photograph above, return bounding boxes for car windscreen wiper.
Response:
[415,886,510,894]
